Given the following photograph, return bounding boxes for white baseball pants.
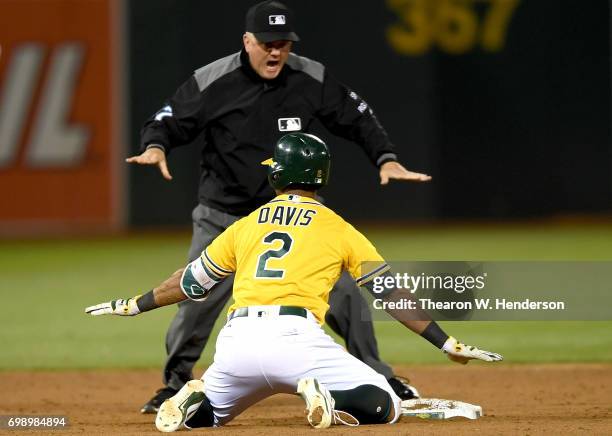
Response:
[201,305,401,426]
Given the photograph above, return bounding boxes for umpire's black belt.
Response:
[228,306,308,320]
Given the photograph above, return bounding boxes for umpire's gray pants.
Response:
[163,203,394,390]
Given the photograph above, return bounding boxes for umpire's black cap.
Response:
[245,0,300,43]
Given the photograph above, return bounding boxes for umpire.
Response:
[128,0,431,413]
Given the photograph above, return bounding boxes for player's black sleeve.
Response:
[361,269,396,298]
[316,70,398,167]
[140,75,206,154]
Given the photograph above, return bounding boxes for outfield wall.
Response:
[0,0,609,233]
[0,0,125,234]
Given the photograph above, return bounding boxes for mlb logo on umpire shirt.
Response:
[278,118,301,132]
[269,15,286,25]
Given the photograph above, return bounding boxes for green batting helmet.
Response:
[262,133,331,191]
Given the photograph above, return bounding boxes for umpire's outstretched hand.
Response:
[379,161,431,185]
[126,146,173,180]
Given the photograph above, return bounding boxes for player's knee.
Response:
[184,394,215,428]
[331,384,394,424]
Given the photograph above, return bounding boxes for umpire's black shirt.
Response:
[140,49,398,216]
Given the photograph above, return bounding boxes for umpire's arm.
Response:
[127,75,207,180]
[315,70,431,184]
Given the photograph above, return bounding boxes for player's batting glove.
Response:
[85,296,141,316]
[442,336,503,364]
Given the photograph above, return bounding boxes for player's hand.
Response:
[126,146,173,180]
[442,336,503,364]
[379,161,431,185]
[85,297,141,316]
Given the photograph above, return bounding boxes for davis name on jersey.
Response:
[181,194,389,323]
[257,204,316,227]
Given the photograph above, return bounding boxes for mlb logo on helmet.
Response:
[278,117,301,132]
[269,15,285,25]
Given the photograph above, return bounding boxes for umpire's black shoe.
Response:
[388,376,420,400]
[141,387,179,414]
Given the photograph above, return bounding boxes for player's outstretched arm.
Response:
[380,287,502,364]
[379,161,431,185]
[85,268,187,317]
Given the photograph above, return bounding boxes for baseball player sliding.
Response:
[86,133,502,431]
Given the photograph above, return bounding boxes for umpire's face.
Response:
[243,32,292,80]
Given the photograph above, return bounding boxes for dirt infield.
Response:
[1,364,610,435]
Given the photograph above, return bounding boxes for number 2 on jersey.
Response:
[255,231,294,278]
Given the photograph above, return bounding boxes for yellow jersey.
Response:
[200,194,389,324]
